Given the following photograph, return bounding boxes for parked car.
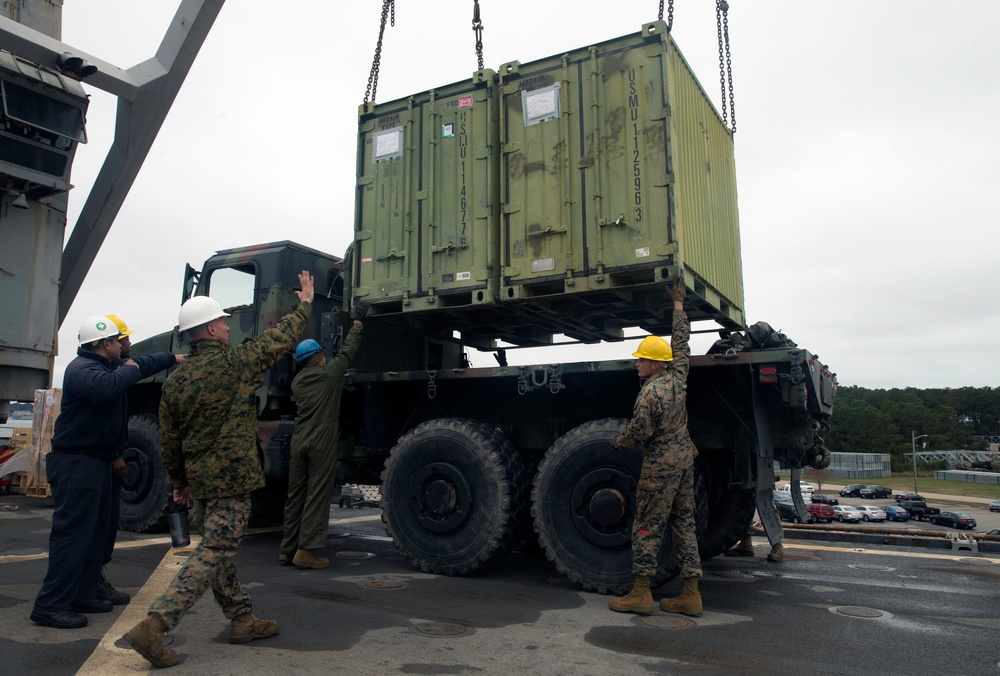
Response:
[860,485,893,499]
[985,529,1000,536]
[898,500,941,521]
[931,512,977,530]
[777,482,815,500]
[839,484,865,497]
[990,498,1000,513]
[807,503,835,523]
[811,494,840,505]
[775,501,812,524]
[832,505,863,523]
[773,493,793,505]
[883,505,910,522]
[855,505,887,522]
[895,491,923,503]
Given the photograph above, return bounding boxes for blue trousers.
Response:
[33,452,112,612]
[104,472,122,565]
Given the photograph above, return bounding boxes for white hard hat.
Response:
[78,315,121,346]
[178,296,230,332]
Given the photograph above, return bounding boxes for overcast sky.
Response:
[48,0,1000,390]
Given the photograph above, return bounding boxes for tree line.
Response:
[825,386,999,464]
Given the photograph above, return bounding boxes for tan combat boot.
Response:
[122,614,179,668]
[230,613,280,644]
[724,533,755,557]
[608,575,654,614]
[767,542,784,562]
[659,576,703,616]
[292,549,330,569]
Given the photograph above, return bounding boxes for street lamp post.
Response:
[911,432,928,494]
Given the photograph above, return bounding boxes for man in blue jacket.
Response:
[30,316,181,629]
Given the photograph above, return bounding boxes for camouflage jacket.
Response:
[291,322,363,450]
[613,308,696,469]
[159,302,310,498]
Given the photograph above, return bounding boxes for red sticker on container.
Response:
[459,96,473,108]
[361,257,373,263]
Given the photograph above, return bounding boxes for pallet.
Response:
[11,428,31,448]
[11,472,50,497]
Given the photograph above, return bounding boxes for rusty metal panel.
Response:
[498,21,743,329]
[353,71,501,314]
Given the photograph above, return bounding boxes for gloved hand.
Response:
[669,275,686,303]
[352,301,369,321]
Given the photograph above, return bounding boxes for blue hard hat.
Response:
[294,339,322,363]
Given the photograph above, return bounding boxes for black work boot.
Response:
[97,568,130,605]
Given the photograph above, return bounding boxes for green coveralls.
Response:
[280,323,363,555]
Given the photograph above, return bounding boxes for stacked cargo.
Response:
[353,21,743,347]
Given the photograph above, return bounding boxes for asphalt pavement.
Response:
[3,491,1000,675]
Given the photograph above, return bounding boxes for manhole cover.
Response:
[831,606,885,619]
[958,557,994,565]
[172,549,194,557]
[713,571,754,580]
[327,530,351,539]
[640,615,695,629]
[336,551,374,559]
[411,622,471,637]
[849,564,894,572]
[363,576,407,589]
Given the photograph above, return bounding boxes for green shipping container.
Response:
[499,20,744,330]
[353,70,501,314]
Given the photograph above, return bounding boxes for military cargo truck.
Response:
[121,22,836,595]
[122,241,835,595]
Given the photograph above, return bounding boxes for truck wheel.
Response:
[693,457,755,560]
[380,418,529,575]
[119,414,172,533]
[530,419,706,596]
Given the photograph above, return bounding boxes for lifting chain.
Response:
[364,0,396,104]
[715,0,736,132]
[472,0,485,71]
[657,0,674,32]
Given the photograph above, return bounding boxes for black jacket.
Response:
[52,348,176,458]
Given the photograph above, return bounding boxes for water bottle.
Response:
[168,505,190,548]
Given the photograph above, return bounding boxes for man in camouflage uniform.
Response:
[609,277,703,616]
[122,271,314,668]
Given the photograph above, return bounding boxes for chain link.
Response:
[715,0,736,132]
[472,0,485,71]
[364,0,396,104]
[658,0,674,32]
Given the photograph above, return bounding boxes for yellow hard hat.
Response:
[105,313,132,337]
[632,335,672,362]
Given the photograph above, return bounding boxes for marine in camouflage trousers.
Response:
[631,460,702,579]
[148,495,253,630]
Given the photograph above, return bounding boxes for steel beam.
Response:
[2,0,225,325]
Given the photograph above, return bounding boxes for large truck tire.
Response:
[380,418,529,575]
[694,456,756,559]
[531,419,707,596]
[119,414,172,533]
